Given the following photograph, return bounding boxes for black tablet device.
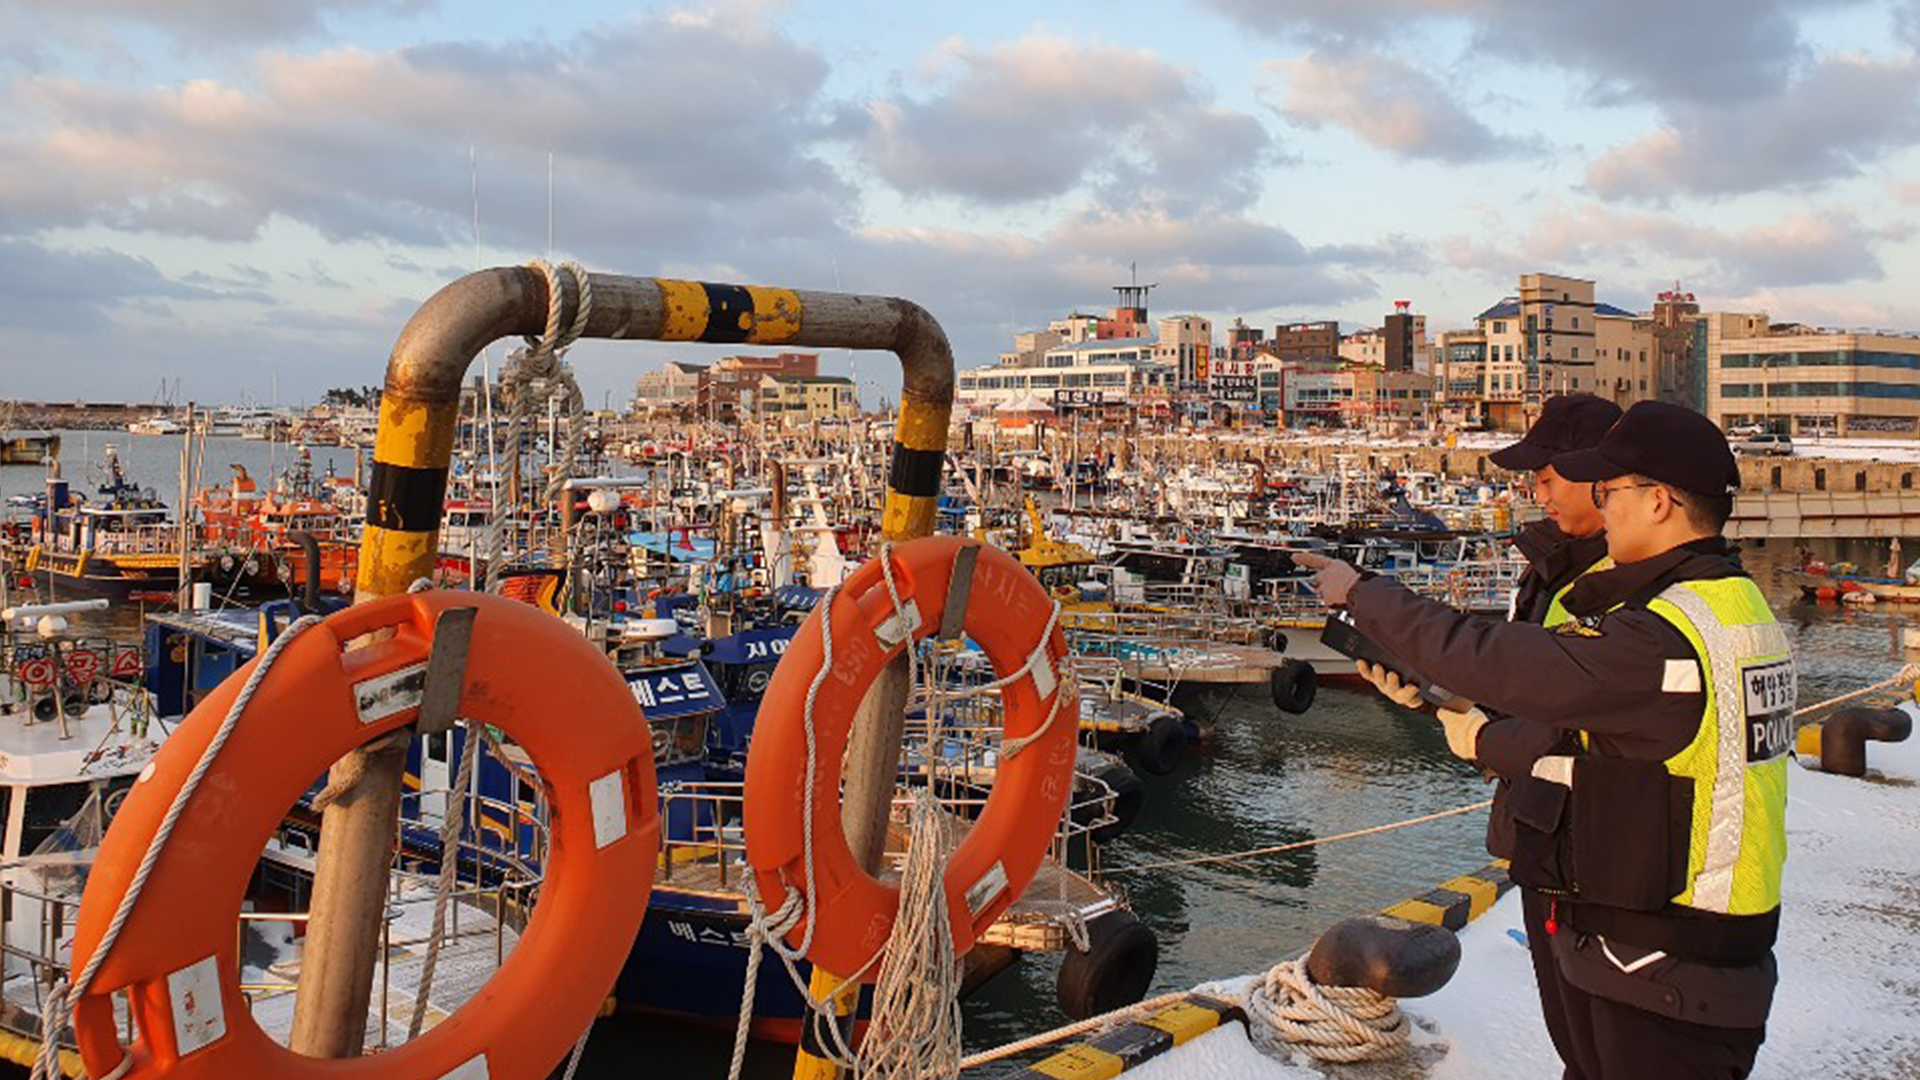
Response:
[1320,608,1475,712]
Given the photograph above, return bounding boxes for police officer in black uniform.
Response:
[1300,403,1787,1080]
[1357,393,1619,1074]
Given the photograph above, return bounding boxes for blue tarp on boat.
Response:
[627,530,717,563]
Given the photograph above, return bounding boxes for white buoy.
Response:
[192,582,214,610]
[35,615,67,638]
[587,488,619,514]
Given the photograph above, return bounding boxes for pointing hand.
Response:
[1291,552,1361,606]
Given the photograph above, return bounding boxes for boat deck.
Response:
[243,874,525,1048]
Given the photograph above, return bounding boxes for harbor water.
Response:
[4,435,1915,1077]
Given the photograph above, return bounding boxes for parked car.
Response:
[1727,423,1767,438]
[1735,432,1794,456]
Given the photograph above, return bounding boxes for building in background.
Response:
[1226,318,1266,359]
[1651,287,1706,411]
[698,352,819,421]
[998,328,1065,369]
[1446,273,1649,430]
[1271,320,1342,363]
[958,335,1173,409]
[1283,366,1434,428]
[1706,316,1920,439]
[1594,305,1656,409]
[1154,315,1214,387]
[1339,303,1434,373]
[1435,330,1489,424]
[756,373,858,423]
[633,360,707,414]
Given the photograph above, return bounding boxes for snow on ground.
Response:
[1130,728,1920,1080]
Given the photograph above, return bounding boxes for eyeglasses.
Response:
[1591,481,1677,509]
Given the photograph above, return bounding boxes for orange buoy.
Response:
[68,590,659,1080]
[744,536,1079,978]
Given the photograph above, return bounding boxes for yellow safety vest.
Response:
[1543,556,1614,629]
[1644,577,1792,916]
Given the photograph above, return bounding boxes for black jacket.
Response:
[1348,538,1778,1026]
[1465,520,1610,859]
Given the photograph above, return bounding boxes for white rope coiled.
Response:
[1243,956,1410,1065]
[31,613,325,1080]
[858,790,964,1080]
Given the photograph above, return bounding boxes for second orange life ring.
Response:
[744,536,1079,977]
[68,590,660,1080]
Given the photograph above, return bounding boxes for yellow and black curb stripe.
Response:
[993,994,1245,1080]
[1380,859,1513,932]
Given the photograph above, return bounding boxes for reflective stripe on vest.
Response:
[1647,579,1792,916]
[1543,555,1614,628]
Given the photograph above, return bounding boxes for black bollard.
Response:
[1306,915,1461,999]
[1811,705,1914,777]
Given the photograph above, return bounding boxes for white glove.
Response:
[1436,706,1490,761]
[1356,661,1424,710]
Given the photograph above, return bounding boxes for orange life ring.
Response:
[68,590,660,1080]
[743,536,1078,977]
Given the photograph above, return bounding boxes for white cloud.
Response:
[1587,54,1920,201]
[0,0,435,48]
[1207,0,1846,105]
[0,16,851,249]
[1444,202,1907,292]
[1264,49,1535,162]
[860,33,1276,211]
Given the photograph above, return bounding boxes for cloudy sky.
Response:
[3,0,1918,407]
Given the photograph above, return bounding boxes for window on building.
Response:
[1814,468,1827,491]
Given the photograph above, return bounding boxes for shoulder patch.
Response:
[1554,615,1606,638]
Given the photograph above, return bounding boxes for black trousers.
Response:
[1520,889,1764,1080]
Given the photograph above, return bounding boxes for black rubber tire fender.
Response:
[1077,758,1144,844]
[1056,911,1160,1020]
[1126,713,1185,777]
[1270,658,1317,715]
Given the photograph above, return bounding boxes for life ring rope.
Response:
[731,539,1078,1078]
[58,592,659,1080]
[31,612,326,1080]
[725,541,1082,1068]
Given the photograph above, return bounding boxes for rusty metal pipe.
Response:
[292,267,953,1061]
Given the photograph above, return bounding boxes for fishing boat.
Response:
[0,600,160,1073]
[22,461,190,598]
[1785,562,1920,604]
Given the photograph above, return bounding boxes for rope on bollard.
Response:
[1243,956,1410,1064]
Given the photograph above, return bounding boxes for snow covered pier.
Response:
[976,710,1920,1080]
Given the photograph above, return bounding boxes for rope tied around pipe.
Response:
[483,259,592,591]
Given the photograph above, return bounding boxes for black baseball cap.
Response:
[1487,393,1622,471]
[1553,401,1741,496]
